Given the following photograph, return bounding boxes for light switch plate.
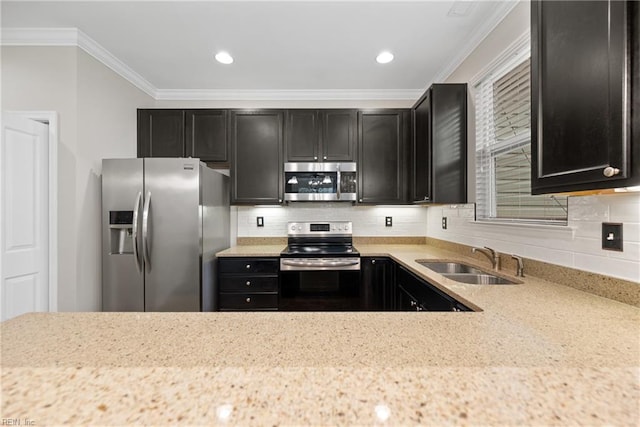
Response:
[385,217,392,227]
[442,217,447,230]
[257,217,264,227]
[602,222,623,251]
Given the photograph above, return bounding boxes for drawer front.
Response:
[219,293,278,310]
[219,258,279,274]
[219,276,278,292]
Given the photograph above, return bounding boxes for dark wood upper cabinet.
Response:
[284,109,356,162]
[230,110,284,204]
[321,110,357,161]
[412,91,431,202]
[138,109,228,164]
[412,84,467,204]
[137,109,185,157]
[531,0,639,193]
[285,110,319,161]
[358,110,410,204]
[185,110,228,163]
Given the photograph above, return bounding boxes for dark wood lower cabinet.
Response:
[361,257,395,310]
[217,257,472,312]
[217,258,279,311]
[362,258,471,312]
[395,265,471,312]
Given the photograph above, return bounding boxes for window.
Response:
[475,52,568,223]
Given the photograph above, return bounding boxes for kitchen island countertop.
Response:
[2,244,639,425]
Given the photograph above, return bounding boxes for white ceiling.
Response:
[1,1,518,99]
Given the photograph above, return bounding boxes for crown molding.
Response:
[1,27,157,98]
[469,30,530,87]
[430,0,521,85]
[0,27,78,46]
[155,88,423,101]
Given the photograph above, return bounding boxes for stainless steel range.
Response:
[280,221,361,311]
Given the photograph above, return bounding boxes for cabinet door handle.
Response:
[246,297,251,303]
[246,264,251,269]
[246,281,251,286]
[603,166,620,177]
[314,156,318,160]
[371,259,376,264]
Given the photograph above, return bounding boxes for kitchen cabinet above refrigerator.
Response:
[137,109,229,166]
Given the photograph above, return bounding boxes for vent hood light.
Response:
[376,51,394,64]
[215,51,234,64]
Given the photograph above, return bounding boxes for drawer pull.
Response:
[245,264,251,269]
[246,281,251,286]
[245,297,251,303]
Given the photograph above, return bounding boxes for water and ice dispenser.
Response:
[109,210,134,254]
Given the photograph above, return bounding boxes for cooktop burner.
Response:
[281,221,358,258]
[281,244,358,257]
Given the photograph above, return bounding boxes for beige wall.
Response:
[1,46,155,311]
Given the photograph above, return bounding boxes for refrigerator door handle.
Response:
[142,191,152,271]
[132,191,142,273]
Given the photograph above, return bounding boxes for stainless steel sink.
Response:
[416,260,519,285]
[440,273,517,285]
[417,261,484,274]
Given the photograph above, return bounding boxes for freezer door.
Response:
[102,158,144,311]
[143,158,201,311]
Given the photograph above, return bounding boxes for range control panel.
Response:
[287,221,352,236]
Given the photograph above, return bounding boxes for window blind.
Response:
[475,57,568,222]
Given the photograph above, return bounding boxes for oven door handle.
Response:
[281,259,360,268]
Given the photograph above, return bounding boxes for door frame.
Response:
[3,111,58,312]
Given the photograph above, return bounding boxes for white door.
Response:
[0,114,49,321]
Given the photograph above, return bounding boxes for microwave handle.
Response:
[336,163,341,200]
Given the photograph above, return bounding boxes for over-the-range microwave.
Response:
[284,162,357,202]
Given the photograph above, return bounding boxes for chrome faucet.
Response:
[511,255,525,277]
[472,246,501,271]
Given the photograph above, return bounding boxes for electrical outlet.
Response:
[385,216,392,227]
[256,217,264,227]
[442,217,447,230]
[602,222,623,251]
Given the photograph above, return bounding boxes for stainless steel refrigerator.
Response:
[101,158,229,312]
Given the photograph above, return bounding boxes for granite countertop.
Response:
[2,244,639,425]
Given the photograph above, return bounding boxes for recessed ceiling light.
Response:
[215,51,234,65]
[376,51,394,64]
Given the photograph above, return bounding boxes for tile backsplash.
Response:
[426,193,640,283]
[236,204,428,238]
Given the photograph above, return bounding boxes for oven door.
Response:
[279,257,362,311]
